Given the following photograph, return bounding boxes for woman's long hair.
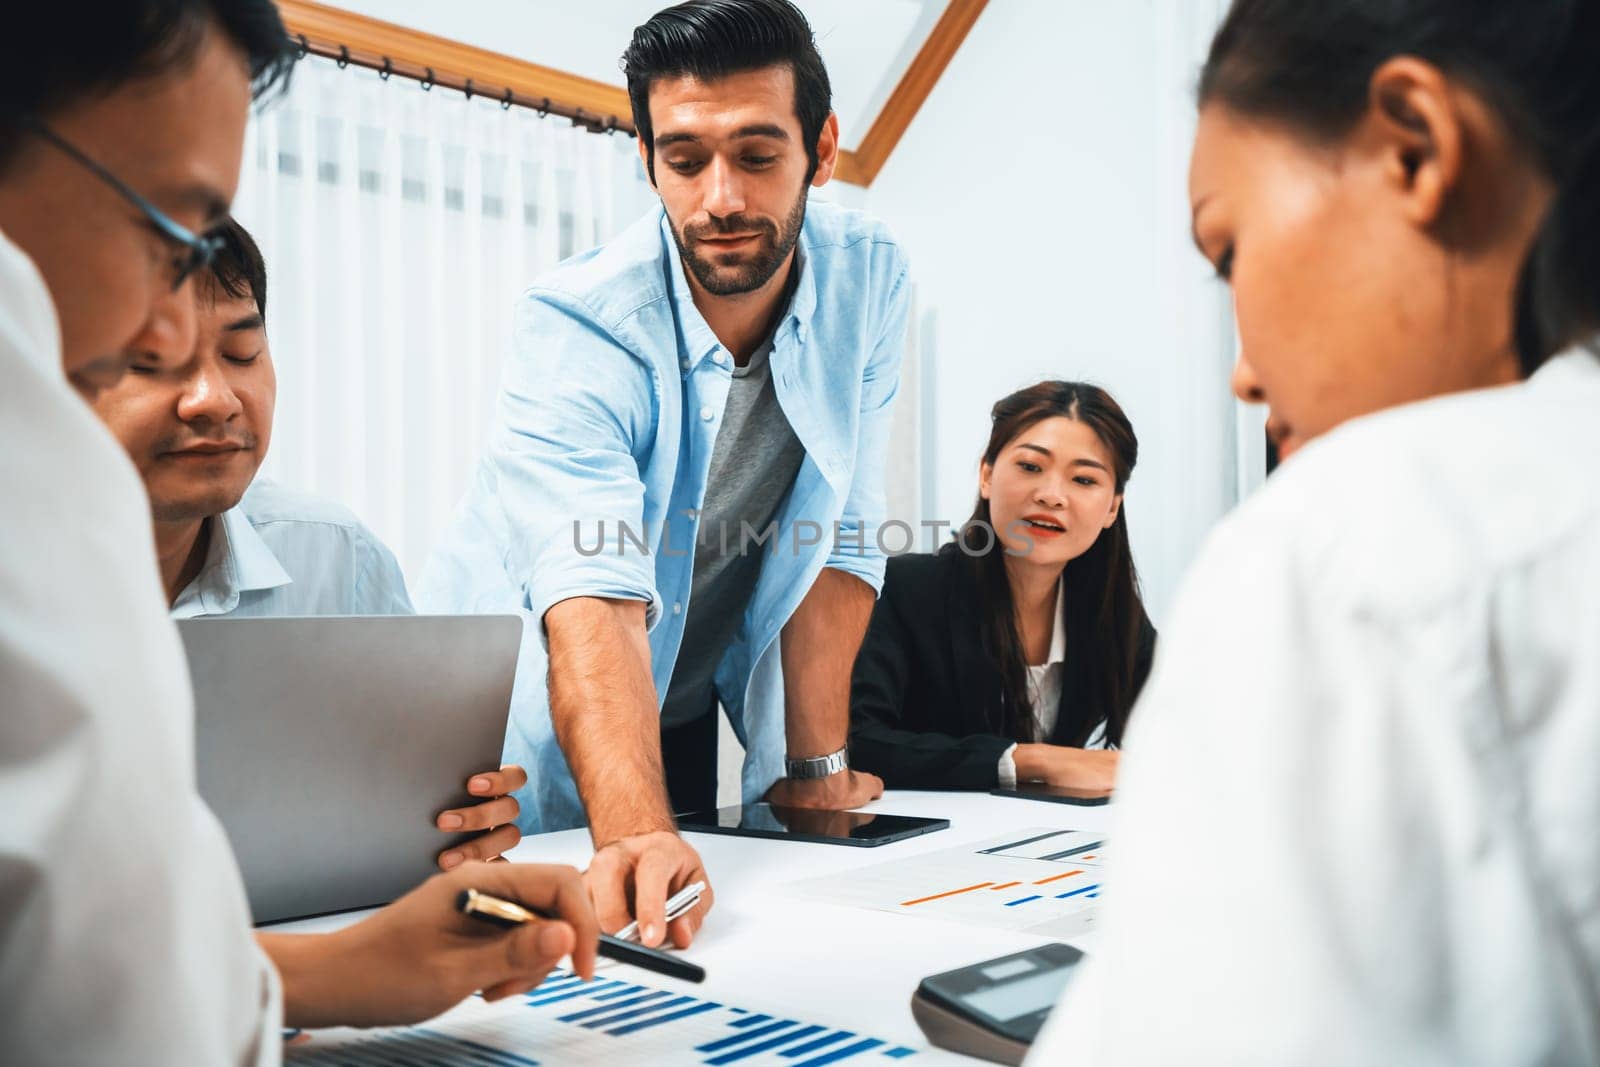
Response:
[958,381,1146,747]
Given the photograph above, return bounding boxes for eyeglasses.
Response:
[22,116,223,291]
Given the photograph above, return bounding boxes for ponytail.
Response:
[1514,132,1600,372]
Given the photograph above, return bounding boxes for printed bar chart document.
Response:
[287,968,958,1065]
[783,829,1110,941]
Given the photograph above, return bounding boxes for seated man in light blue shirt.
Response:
[90,220,409,620]
[419,0,910,948]
[91,217,522,869]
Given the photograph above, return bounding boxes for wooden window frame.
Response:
[276,0,987,188]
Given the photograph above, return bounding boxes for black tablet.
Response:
[677,803,949,846]
[990,783,1111,806]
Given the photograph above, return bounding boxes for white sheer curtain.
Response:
[232,57,655,577]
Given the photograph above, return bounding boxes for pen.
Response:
[457,888,707,984]
[615,880,706,944]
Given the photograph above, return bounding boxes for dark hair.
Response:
[2,1,295,167]
[1199,0,1600,370]
[622,0,832,183]
[959,381,1148,747]
[202,217,268,316]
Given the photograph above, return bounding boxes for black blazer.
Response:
[849,547,1157,790]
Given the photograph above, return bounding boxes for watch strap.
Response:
[784,746,849,780]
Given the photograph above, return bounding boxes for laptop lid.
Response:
[180,614,522,925]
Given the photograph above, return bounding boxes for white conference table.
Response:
[280,790,1109,1063]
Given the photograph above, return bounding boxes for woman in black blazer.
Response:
[850,381,1156,794]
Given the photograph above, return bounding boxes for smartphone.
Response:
[990,783,1111,806]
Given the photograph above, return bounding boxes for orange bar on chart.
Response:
[988,881,1022,891]
[1032,869,1085,886]
[901,882,993,906]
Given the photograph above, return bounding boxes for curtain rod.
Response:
[291,35,636,138]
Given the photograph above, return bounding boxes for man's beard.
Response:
[671,188,807,297]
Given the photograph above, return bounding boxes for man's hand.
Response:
[584,831,714,949]
[262,861,600,1030]
[764,769,884,811]
[1015,745,1120,795]
[435,764,527,870]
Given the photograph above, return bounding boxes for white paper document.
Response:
[782,828,1109,941]
[286,966,956,1066]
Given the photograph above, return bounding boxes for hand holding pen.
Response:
[461,887,706,983]
[262,861,600,1030]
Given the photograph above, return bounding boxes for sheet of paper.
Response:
[287,966,960,1066]
[781,828,1110,941]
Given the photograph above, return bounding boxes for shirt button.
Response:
[699,406,714,422]
[672,601,683,615]
[680,358,690,372]
[686,509,699,521]
[713,351,728,367]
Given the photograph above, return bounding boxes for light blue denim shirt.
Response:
[418,200,911,832]
[171,478,413,619]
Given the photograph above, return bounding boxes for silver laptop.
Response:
[180,614,522,925]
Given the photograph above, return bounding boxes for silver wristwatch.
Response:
[784,746,849,780]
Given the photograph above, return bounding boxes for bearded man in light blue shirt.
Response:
[91,216,521,870]
[419,0,911,947]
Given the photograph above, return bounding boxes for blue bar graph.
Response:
[593,983,647,1000]
[1055,883,1101,900]
[783,1030,855,1057]
[704,1025,826,1065]
[698,1019,796,1052]
[795,1037,885,1067]
[290,967,919,1065]
[557,989,673,1023]
[1004,894,1043,906]
[579,995,695,1030]
[606,1000,721,1036]
[524,978,626,1007]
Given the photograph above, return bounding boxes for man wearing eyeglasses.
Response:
[0,4,599,1062]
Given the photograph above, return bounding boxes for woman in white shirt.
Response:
[1031,0,1600,1063]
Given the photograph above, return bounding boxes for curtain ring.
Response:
[464,78,475,101]
[421,67,435,91]
[336,45,351,69]
[379,56,393,81]
[537,97,551,118]
[603,115,618,135]
[500,87,514,110]
[295,34,309,61]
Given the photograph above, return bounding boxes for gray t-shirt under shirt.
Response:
[659,337,806,728]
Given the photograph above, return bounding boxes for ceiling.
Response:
[324,0,952,151]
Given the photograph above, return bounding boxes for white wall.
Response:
[857,0,1240,622]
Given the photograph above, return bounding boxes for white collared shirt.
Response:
[1031,345,1600,1065]
[0,229,281,1062]
[998,580,1108,787]
[171,478,412,619]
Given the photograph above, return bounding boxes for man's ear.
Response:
[637,134,657,191]
[810,112,840,188]
[1363,57,1464,229]
[1103,494,1122,529]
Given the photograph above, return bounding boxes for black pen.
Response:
[457,888,707,984]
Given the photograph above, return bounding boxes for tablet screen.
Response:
[677,803,947,844]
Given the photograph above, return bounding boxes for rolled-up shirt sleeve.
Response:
[826,258,911,594]
[491,291,663,642]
